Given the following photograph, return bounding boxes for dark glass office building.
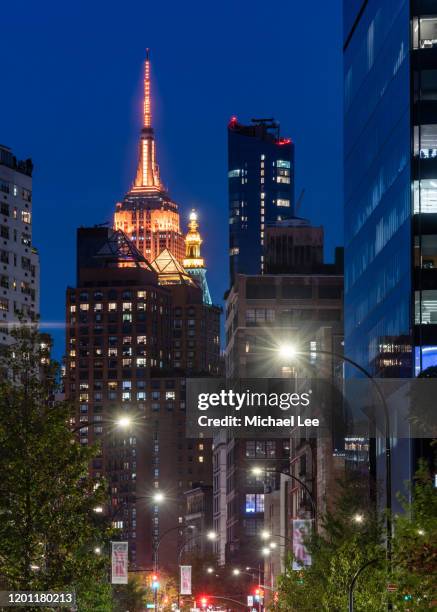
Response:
[344,0,437,498]
[228,118,294,285]
[344,0,437,376]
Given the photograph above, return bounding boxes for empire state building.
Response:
[114,50,185,264]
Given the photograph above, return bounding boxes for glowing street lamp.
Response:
[206,567,214,574]
[71,414,133,434]
[116,415,132,429]
[260,530,271,540]
[352,513,364,524]
[232,568,241,576]
[278,343,298,361]
[251,466,264,477]
[262,547,271,556]
[269,541,277,549]
[206,530,217,541]
[153,492,165,504]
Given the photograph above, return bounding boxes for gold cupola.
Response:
[183,210,204,268]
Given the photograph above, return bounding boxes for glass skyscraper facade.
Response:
[344,0,437,378]
[228,118,294,285]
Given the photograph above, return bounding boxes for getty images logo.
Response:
[197,389,312,411]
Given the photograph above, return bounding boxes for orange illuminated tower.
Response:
[114,50,186,264]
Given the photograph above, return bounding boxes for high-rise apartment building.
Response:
[228,118,294,283]
[66,226,220,572]
[343,0,437,501]
[0,145,39,344]
[114,51,185,264]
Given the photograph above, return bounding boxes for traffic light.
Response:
[151,574,160,590]
[200,595,208,608]
[254,588,260,602]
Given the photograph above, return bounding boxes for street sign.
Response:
[387,583,398,592]
[247,595,254,606]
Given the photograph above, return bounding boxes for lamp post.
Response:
[151,523,195,612]
[348,558,379,612]
[235,565,265,612]
[260,531,293,547]
[251,466,316,519]
[277,345,392,566]
[177,531,217,611]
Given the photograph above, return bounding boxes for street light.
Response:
[70,414,133,434]
[259,531,293,547]
[269,541,277,549]
[177,531,218,610]
[152,492,165,504]
[262,547,271,556]
[250,465,317,518]
[352,513,365,524]
[278,343,298,360]
[348,558,379,612]
[206,567,214,574]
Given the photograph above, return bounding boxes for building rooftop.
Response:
[0,145,33,176]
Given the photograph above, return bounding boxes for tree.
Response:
[275,465,437,611]
[0,325,112,609]
[275,474,386,611]
[113,576,148,611]
[409,365,437,438]
[390,460,437,609]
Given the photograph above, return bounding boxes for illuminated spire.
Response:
[143,48,151,129]
[133,49,162,191]
[183,210,212,305]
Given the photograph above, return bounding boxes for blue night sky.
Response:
[1,0,343,359]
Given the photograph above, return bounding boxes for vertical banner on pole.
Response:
[292,519,312,570]
[111,541,128,584]
[180,565,192,594]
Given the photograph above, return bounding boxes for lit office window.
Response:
[414,180,437,213]
[414,124,437,158]
[413,17,437,49]
[245,493,264,513]
[415,290,437,324]
[277,199,290,207]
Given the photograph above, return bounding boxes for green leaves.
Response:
[0,325,111,607]
[274,465,437,611]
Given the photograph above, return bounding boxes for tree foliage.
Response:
[275,465,437,611]
[113,575,148,611]
[390,460,437,609]
[275,474,386,611]
[0,325,112,608]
